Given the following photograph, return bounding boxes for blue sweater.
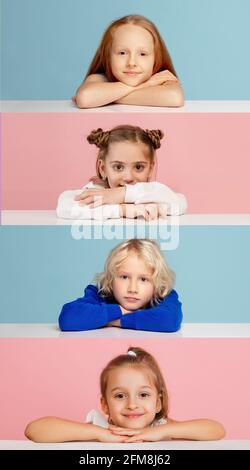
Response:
[59,284,183,333]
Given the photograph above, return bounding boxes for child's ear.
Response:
[98,159,106,179]
[156,394,162,413]
[100,396,109,416]
[148,160,156,180]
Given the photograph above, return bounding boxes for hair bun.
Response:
[87,128,110,148]
[145,129,164,149]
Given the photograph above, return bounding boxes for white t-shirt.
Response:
[56,181,187,220]
[85,409,168,429]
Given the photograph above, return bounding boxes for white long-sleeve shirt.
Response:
[56,181,187,220]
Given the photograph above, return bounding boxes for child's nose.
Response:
[123,172,134,184]
[128,279,138,293]
[123,177,135,184]
[127,397,138,409]
[127,53,137,68]
[122,170,135,184]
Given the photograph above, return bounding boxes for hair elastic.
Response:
[127,351,137,357]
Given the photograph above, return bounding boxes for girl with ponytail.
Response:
[25,347,225,443]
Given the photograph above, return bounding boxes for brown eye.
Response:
[115,393,125,399]
[135,164,144,171]
[113,164,124,171]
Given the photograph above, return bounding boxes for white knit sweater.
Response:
[56,181,187,220]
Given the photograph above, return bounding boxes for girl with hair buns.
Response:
[72,15,184,108]
[56,125,187,221]
[58,238,182,332]
[25,347,225,443]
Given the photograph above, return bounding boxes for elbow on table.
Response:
[25,421,38,442]
[75,89,95,109]
[206,420,226,440]
[215,423,226,440]
[25,417,56,443]
[162,309,183,333]
[25,420,43,442]
[58,304,73,331]
[161,317,182,333]
[163,85,185,108]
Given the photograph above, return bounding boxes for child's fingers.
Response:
[124,435,144,443]
[75,191,95,201]
[111,428,140,436]
[158,209,168,219]
[78,195,104,207]
[135,206,148,220]
[145,205,158,220]
[109,425,126,431]
[75,189,102,201]
[112,436,128,443]
[89,197,104,208]
[149,209,158,220]
[78,196,94,206]
[103,435,127,443]
[74,192,86,201]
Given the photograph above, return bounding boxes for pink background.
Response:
[2,113,250,212]
[0,338,249,439]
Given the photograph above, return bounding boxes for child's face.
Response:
[110,24,155,87]
[112,252,154,311]
[101,366,162,429]
[99,141,154,188]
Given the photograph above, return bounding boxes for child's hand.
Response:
[143,203,159,220]
[138,70,179,89]
[157,203,169,218]
[107,319,121,327]
[74,187,125,207]
[110,425,166,442]
[89,176,107,187]
[119,306,132,314]
[71,96,77,104]
[122,203,162,221]
[97,427,127,443]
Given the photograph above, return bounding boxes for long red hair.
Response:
[85,15,177,80]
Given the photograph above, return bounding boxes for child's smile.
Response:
[101,366,162,429]
[110,24,155,87]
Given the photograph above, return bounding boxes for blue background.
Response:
[2,0,250,99]
[0,225,249,323]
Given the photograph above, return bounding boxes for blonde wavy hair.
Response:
[95,239,175,305]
